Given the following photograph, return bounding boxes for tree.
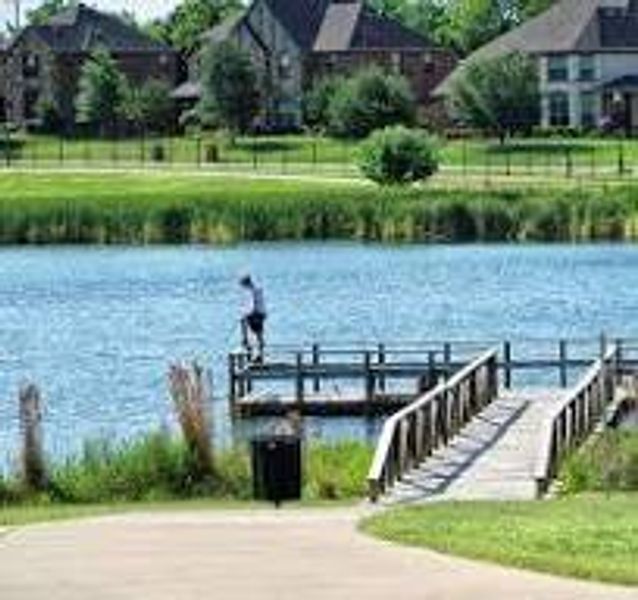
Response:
[449,51,540,139]
[75,49,126,133]
[197,41,260,134]
[121,79,175,133]
[359,125,439,185]
[147,0,241,54]
[327,68,416,139]
[26,0,76,26]
[302,77,341,131]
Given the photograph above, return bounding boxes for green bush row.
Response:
[1,174,638,243]
[0,433,373,505]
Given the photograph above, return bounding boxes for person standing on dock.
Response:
[240,275,267,361]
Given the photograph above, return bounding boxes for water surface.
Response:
[1,243,637,463]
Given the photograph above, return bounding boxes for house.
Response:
[2,3,178,128]
[438,0,638,133]
[173,0,456,130]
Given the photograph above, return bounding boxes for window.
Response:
[23,90,39,120]
[580,92,596,128]
[579,55,595,82]
[22,54,39,78]
[279,52,292,78]
[391,52,401,74]
[548,91,570,126]
[547,55,569,82]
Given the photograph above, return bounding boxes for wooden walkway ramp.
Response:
[383,389,564,505]
[368,343,622,503]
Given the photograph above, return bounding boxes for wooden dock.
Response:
[227,336,638,503]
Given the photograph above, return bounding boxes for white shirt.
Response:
[245,285,267,316]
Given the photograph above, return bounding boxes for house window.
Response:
[22,54,40,78]
[548,91,570,126]
[579,55,595,82]
[391,52,401,74]
[23,90,39,120]
[547,55,569,82]
[580,92,596,128]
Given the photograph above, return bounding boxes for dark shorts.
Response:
[245,312,266,335]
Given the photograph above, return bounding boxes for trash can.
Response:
[251,435,302,506]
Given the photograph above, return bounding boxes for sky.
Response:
[0,0,182,31]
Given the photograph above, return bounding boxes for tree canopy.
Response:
[75,49,126,132]
[197,41,260,133]
[147,0,241,54]
[369,0,555,55]
[449,51,540,138]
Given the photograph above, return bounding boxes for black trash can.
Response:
[251,435,302,506]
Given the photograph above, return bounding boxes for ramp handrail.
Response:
[367,347,499,502]
[534,344,619,496]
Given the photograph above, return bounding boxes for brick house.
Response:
[173,0,456,129]
[1,3,178,128]
[438,0,638,133]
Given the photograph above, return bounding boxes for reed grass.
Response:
[561,431,638,494]
[1,172,638,243]
[0,433,372,505]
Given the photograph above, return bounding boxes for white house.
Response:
[439,0,638,132]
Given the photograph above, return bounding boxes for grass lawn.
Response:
[361,494,638,586]
[5,133,638,176]
[0,497,359,529]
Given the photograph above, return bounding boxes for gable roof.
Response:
[15,3,173,54]
[435,0,638,96]
[264,0,331,50]
[314,2,431,52]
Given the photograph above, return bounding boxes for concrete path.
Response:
[386,389,566,505]
[0,509,635,600]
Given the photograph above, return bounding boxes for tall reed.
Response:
[168,363,214,479]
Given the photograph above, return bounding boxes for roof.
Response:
[314,2,362,51]
[14,3,173,54]
[314,3,431,52]
[263,0,331,50]
[203,12,244,46]
[171,81,202,100]
[435,0,638,96]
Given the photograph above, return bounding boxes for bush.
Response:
[151,144,166,162]
[303,77,341,131]
[328,68,416,139]
[359,126,439,185]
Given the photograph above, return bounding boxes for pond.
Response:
[1,243,638,464]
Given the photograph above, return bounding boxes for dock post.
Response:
[503,341,512,389]
[237,353,246,398]
[364,351,374,405]
[312,344,321,393]
[615,337,624,384]
[295,352,304,407]
[428,351,436,388]
[559,340,568,388]
[443,343,452,380]
[378,344,386,393]
[228,353,237,411]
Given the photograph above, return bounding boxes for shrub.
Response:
[151,144,166,162]
[359,126,439,185]
[328,68,416,139]
[303,77,341,131]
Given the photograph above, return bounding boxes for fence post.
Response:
[565,146,572,178]
[618,140,625,177]
[3,123,10,167]
[378,343,386,393]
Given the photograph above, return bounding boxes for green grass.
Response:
[561,431,638,494]
[5,133,638,177]
[1,170,638,243]
[362,494,638,586]
[0,433,373,507]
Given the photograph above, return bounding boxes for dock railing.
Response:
[534,342,619,497]
[367,347,499,502]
